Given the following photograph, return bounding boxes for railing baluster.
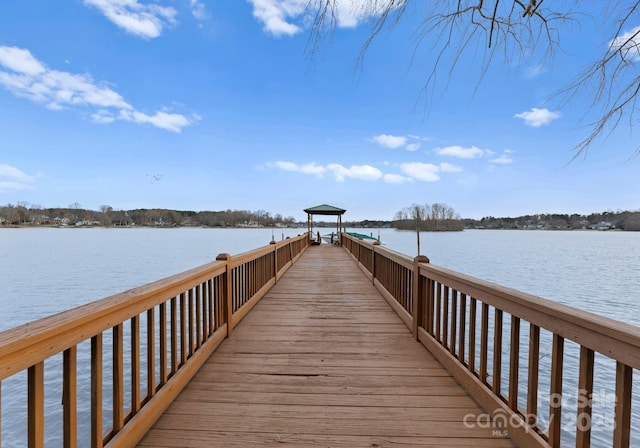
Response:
[131,316,140,413]
[549,334,564,448]
[196,285,202,349]
[147,308,156,398]
[527,324,540,426]
[509,316,520,411]
[28,361,44,448]
[188,289,194,357]
[208,279,215,335]
[426,278,434,334]
[613,361,633,448]
[202,281,209,340]
[159,303,168,385]
[576,346,594,448]
[214,277,222,330]
[170,297,178,374]
[112,324,124,432]
[480,303,489,384]
[493,309,503,396]
[450,289,457,356]
[442,287,449,349]
[232,265,238,317]
[468,298,477,373]
[91,334,103,448]
[458,293,466,363]
[435,283,442,341]
[63,347,77,448]
[180,292,187,365]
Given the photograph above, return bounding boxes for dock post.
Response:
[270,239,277,283]
[216,253,234,337]
[412,255,429,339]
[371,244,376,285]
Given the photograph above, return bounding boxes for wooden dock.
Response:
[5,230,636,447]
[138,245,514,447]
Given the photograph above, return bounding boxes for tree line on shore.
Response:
[464,211,640,231]
[2,201,639,231]
[392,203,464,231]
[0,202,297,228]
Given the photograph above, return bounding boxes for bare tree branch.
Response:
[305,1,640,157]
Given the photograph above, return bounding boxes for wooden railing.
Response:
[342,232,639,448]
[0,233,309,448]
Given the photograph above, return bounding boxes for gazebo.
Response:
[303,204,346,244]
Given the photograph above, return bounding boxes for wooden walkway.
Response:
[138,245,515,447]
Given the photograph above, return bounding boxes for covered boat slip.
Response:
[304,204,345,245]
[139,244,513,447]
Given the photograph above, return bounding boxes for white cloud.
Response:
[372,134,407,149]
[84,0,177,39]
[439,162,463,173]
[611,25,640,62]
[268,161,383,182]
[515,107,561,127]
[91,109,116,124]
[270,161,326,178]
[270,159,456,184]
[0,164,39,192]
[327,163,383,182]
[434,145,487,159]
[247,0,305,36]
[0,46,45,75]
[490,150,514,165]
[372,133,425,151]
[271,161,298,171]
[190,0,207,20]
[490,155,513,164]
[0,46,196,132]
[298,162,327,177]
[0,181,36,192]
[329,0,390,28]
[0,164,36,182]
[119,109,199,133]
[383,173,412,184]
[525,64,545,78]
[247,0,396,37]
[400,162,440,182]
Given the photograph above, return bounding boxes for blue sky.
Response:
[1,1,639,221]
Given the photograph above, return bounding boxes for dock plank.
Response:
[138,245,515,447]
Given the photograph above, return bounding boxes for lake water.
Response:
[1,227,639,446]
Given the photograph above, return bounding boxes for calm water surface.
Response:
[1,227,639,446]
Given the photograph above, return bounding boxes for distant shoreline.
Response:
[0,224,628,232]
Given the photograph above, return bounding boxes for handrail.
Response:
[342,232,637,448]
[0,232,309,448]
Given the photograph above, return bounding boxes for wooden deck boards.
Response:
[138,245,515,447]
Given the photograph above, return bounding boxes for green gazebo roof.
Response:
[303,204,346,216]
